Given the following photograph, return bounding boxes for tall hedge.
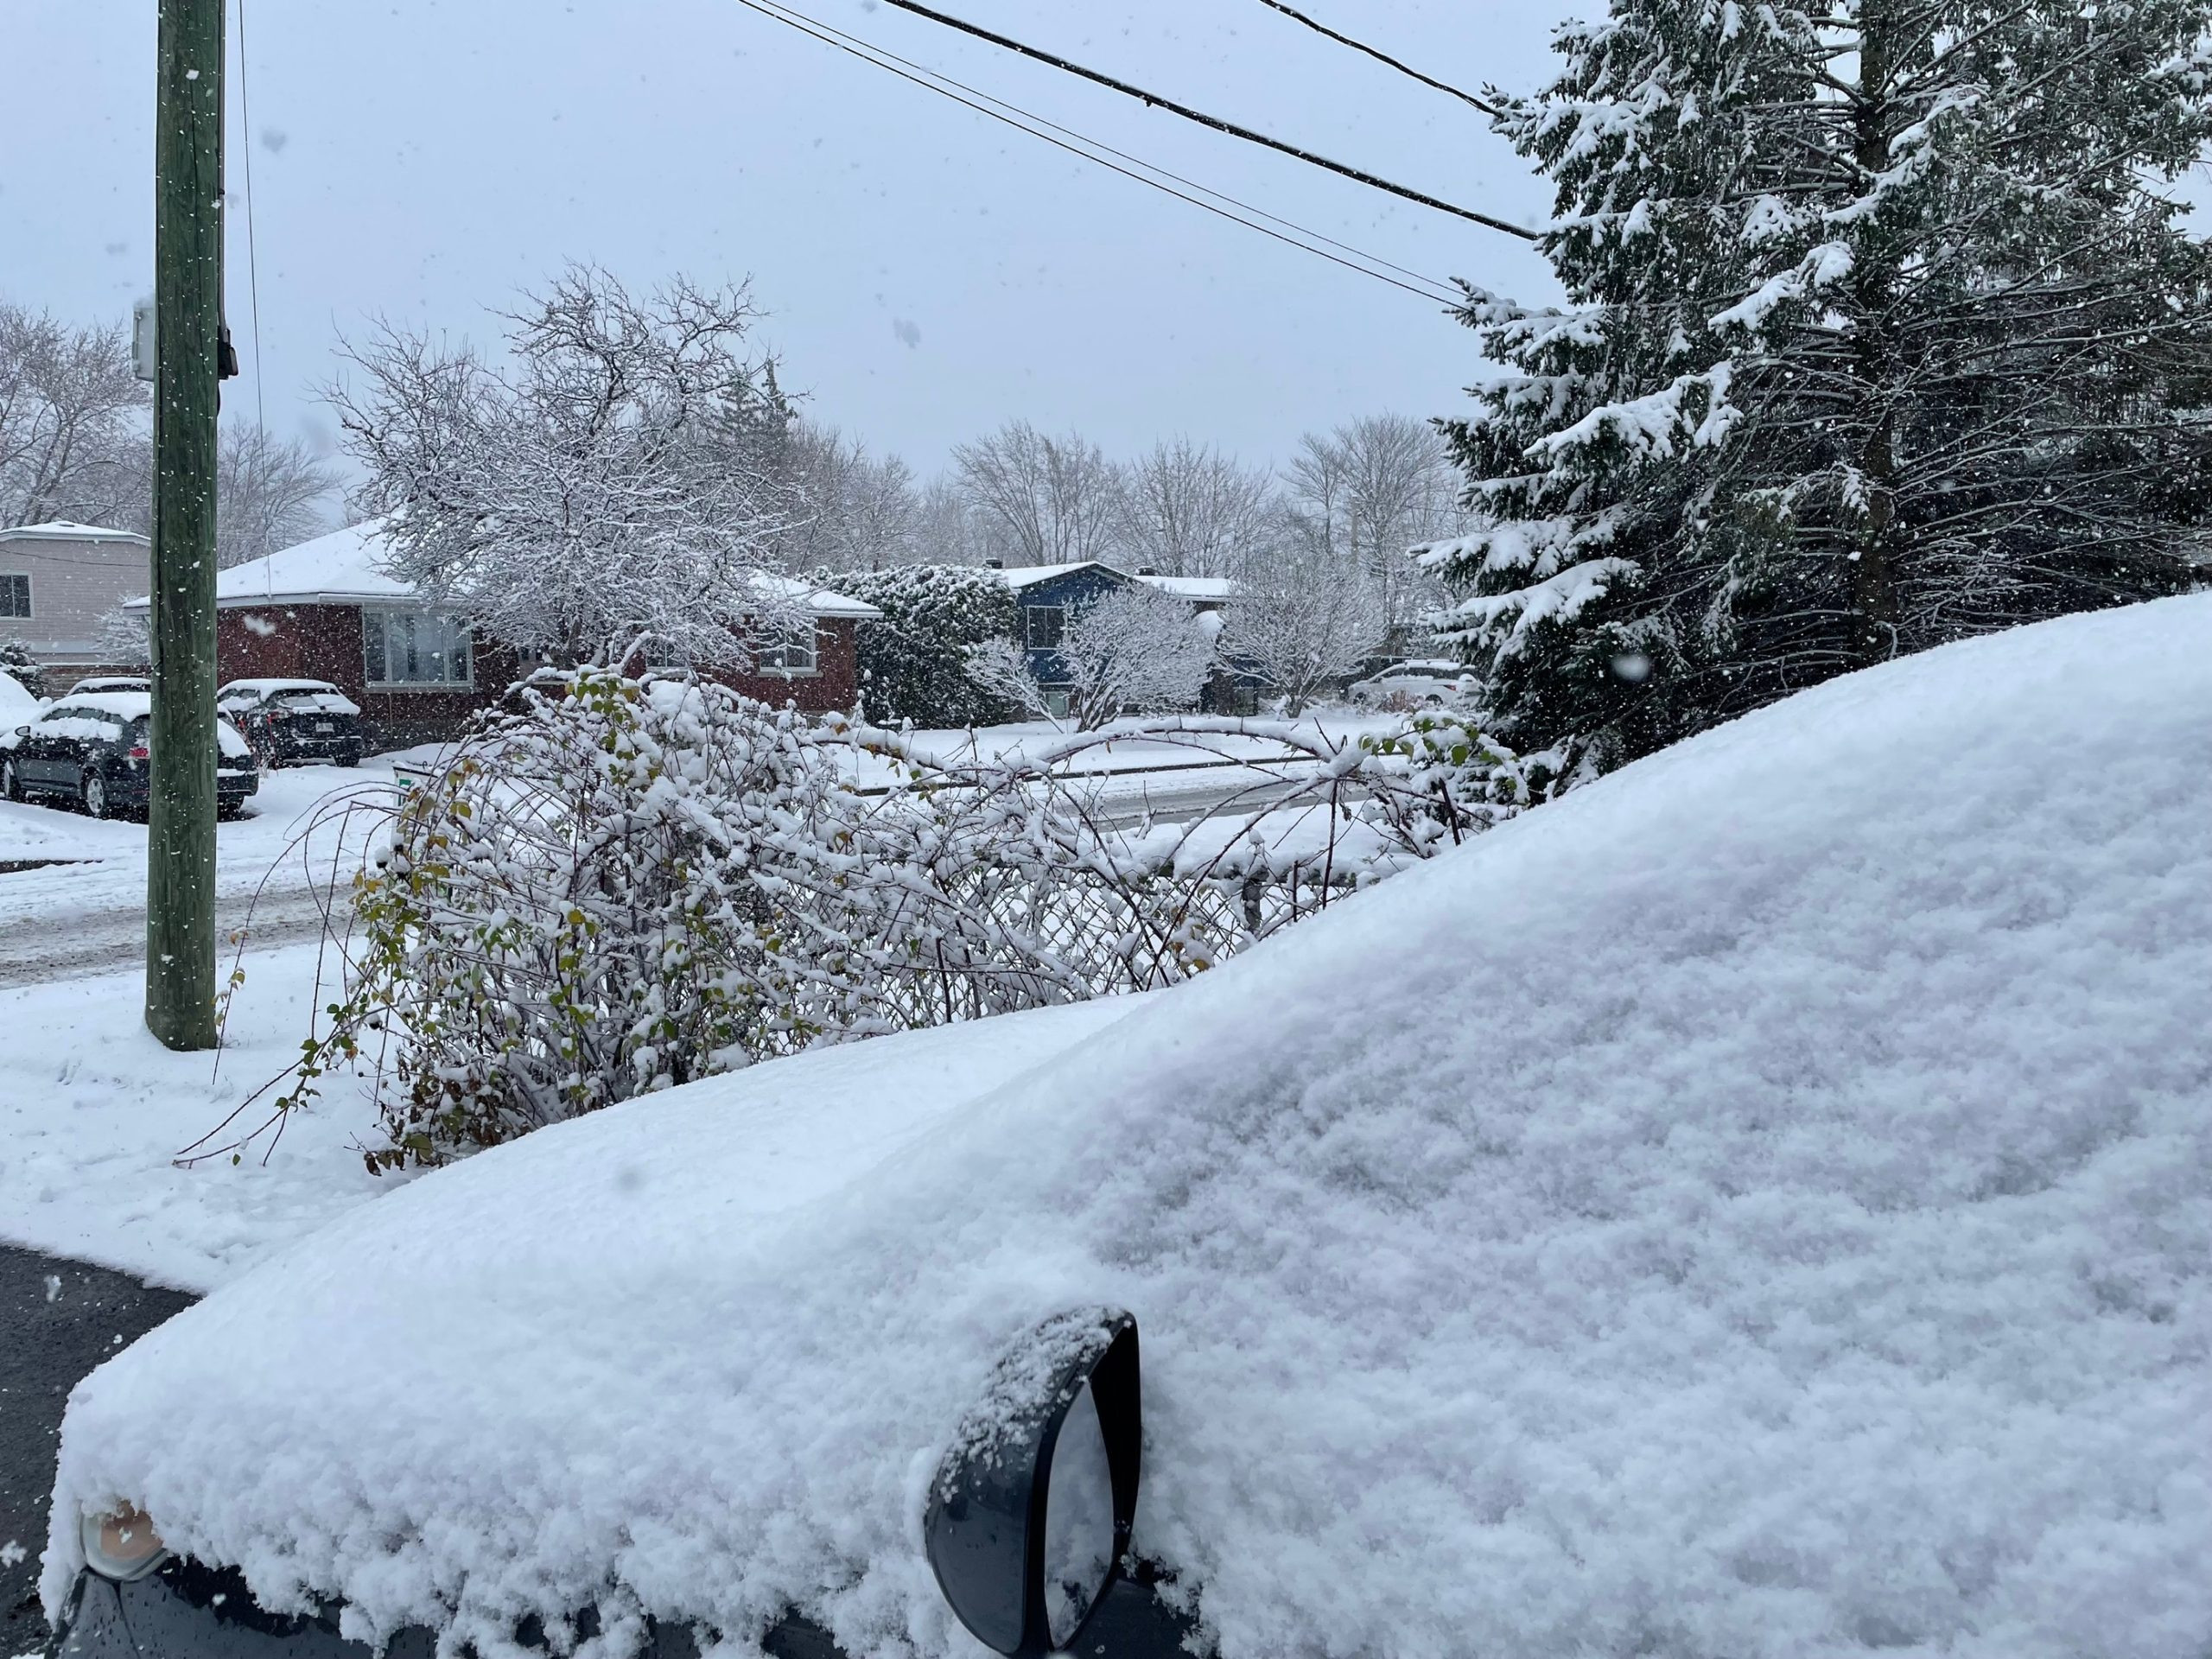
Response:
[824,564,1025,728]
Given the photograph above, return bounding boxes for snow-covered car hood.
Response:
[47,596,2212,1659]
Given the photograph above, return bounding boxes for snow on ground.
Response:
[42,596,2212,1659]
[0,758,396,911]
[0,937,1139,1296]
[838,707,1398,790]
[0,941,388,1291]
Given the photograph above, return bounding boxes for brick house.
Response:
[124,520,881,746]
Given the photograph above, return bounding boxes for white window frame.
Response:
[1024,605,1065,650]
[753,622,820,678]
[0,572,29,620]
[362,607,474,690]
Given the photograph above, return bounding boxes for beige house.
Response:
[0,521,151,686]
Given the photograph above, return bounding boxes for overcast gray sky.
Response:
[4,0,1571,480]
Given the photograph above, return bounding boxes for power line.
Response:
[1254,0,1503,118]
[727,0,1464,303]
[742,0,1455,296]
[234,0,267,435]
[868,0,1539,241]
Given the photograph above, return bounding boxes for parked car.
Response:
[1344,658,1475,707]
[63,676,151,697]
[37,598,2211,1659]
[0,693,257,819]
[215,678,367,767]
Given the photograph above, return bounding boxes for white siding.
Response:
[0,533,150,660]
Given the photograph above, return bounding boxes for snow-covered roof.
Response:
[120,518,882,620]
[753,571,882,620]
[45,594,2212,1659]
[992,559,1130,591]
[1135,573,1235,601]
[0,520,149,544]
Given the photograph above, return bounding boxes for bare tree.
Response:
[0,301,149,529]
[1226,519,1383,715]
[329,265,799,669]
[1058,583,1215,730]
[215,423,342,567]
[1286,415,1465,645]
[911,476,995,565]
[778,422,918,571]
[952,420,1124,568]
[1122,437,1274,577]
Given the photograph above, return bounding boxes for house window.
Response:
[363,609,473,688]
[754,625,818,676]
[1024,605,1065,650]
[0,574,28,618]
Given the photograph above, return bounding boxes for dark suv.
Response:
[1,693,259,819]
[215,679,368,767]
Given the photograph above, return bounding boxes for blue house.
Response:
[991,560,1140,716]
[990,560,1267,716]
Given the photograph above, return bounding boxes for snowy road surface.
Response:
[0,759,397,989]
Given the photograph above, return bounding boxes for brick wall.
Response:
[709,619,861,714]
[216,607,863,747]
[217,604,506,747]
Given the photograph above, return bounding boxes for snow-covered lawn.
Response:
[0,942,387,1290]
[41,595,2212,1659]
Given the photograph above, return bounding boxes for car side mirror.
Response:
[925,1308,1141,1658]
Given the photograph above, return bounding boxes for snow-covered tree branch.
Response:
[328,265,802,670]
[1430,0,2212,775]
[1057,583,1217,729]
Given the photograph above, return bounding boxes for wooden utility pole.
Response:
[145,0,226,1050]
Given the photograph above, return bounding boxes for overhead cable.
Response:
[867,0,1539,241]
[742,0,1457,298]
[1255,0,1503,118]
[728,0,1466,303]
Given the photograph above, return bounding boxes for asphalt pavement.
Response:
[0,1247,194,1658]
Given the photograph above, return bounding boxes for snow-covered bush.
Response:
[1355,712,1570,861]
[0,638,41,699]
[1058,584,1216,729]
[822,563,1024,728]
[268,681,1547,1169]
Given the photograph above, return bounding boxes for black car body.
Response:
[215,680,368,767]
[1,693,258,818]
[48,1561,1191,1659]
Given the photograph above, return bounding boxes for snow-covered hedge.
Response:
[268,677,1547,1167]
[823,563,1024,728]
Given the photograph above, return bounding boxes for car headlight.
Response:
[81,1503,168,1582]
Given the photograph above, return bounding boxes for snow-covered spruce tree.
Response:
[823,563,1025,727]
[330,266,802,671]
[1428,0,2212,771]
